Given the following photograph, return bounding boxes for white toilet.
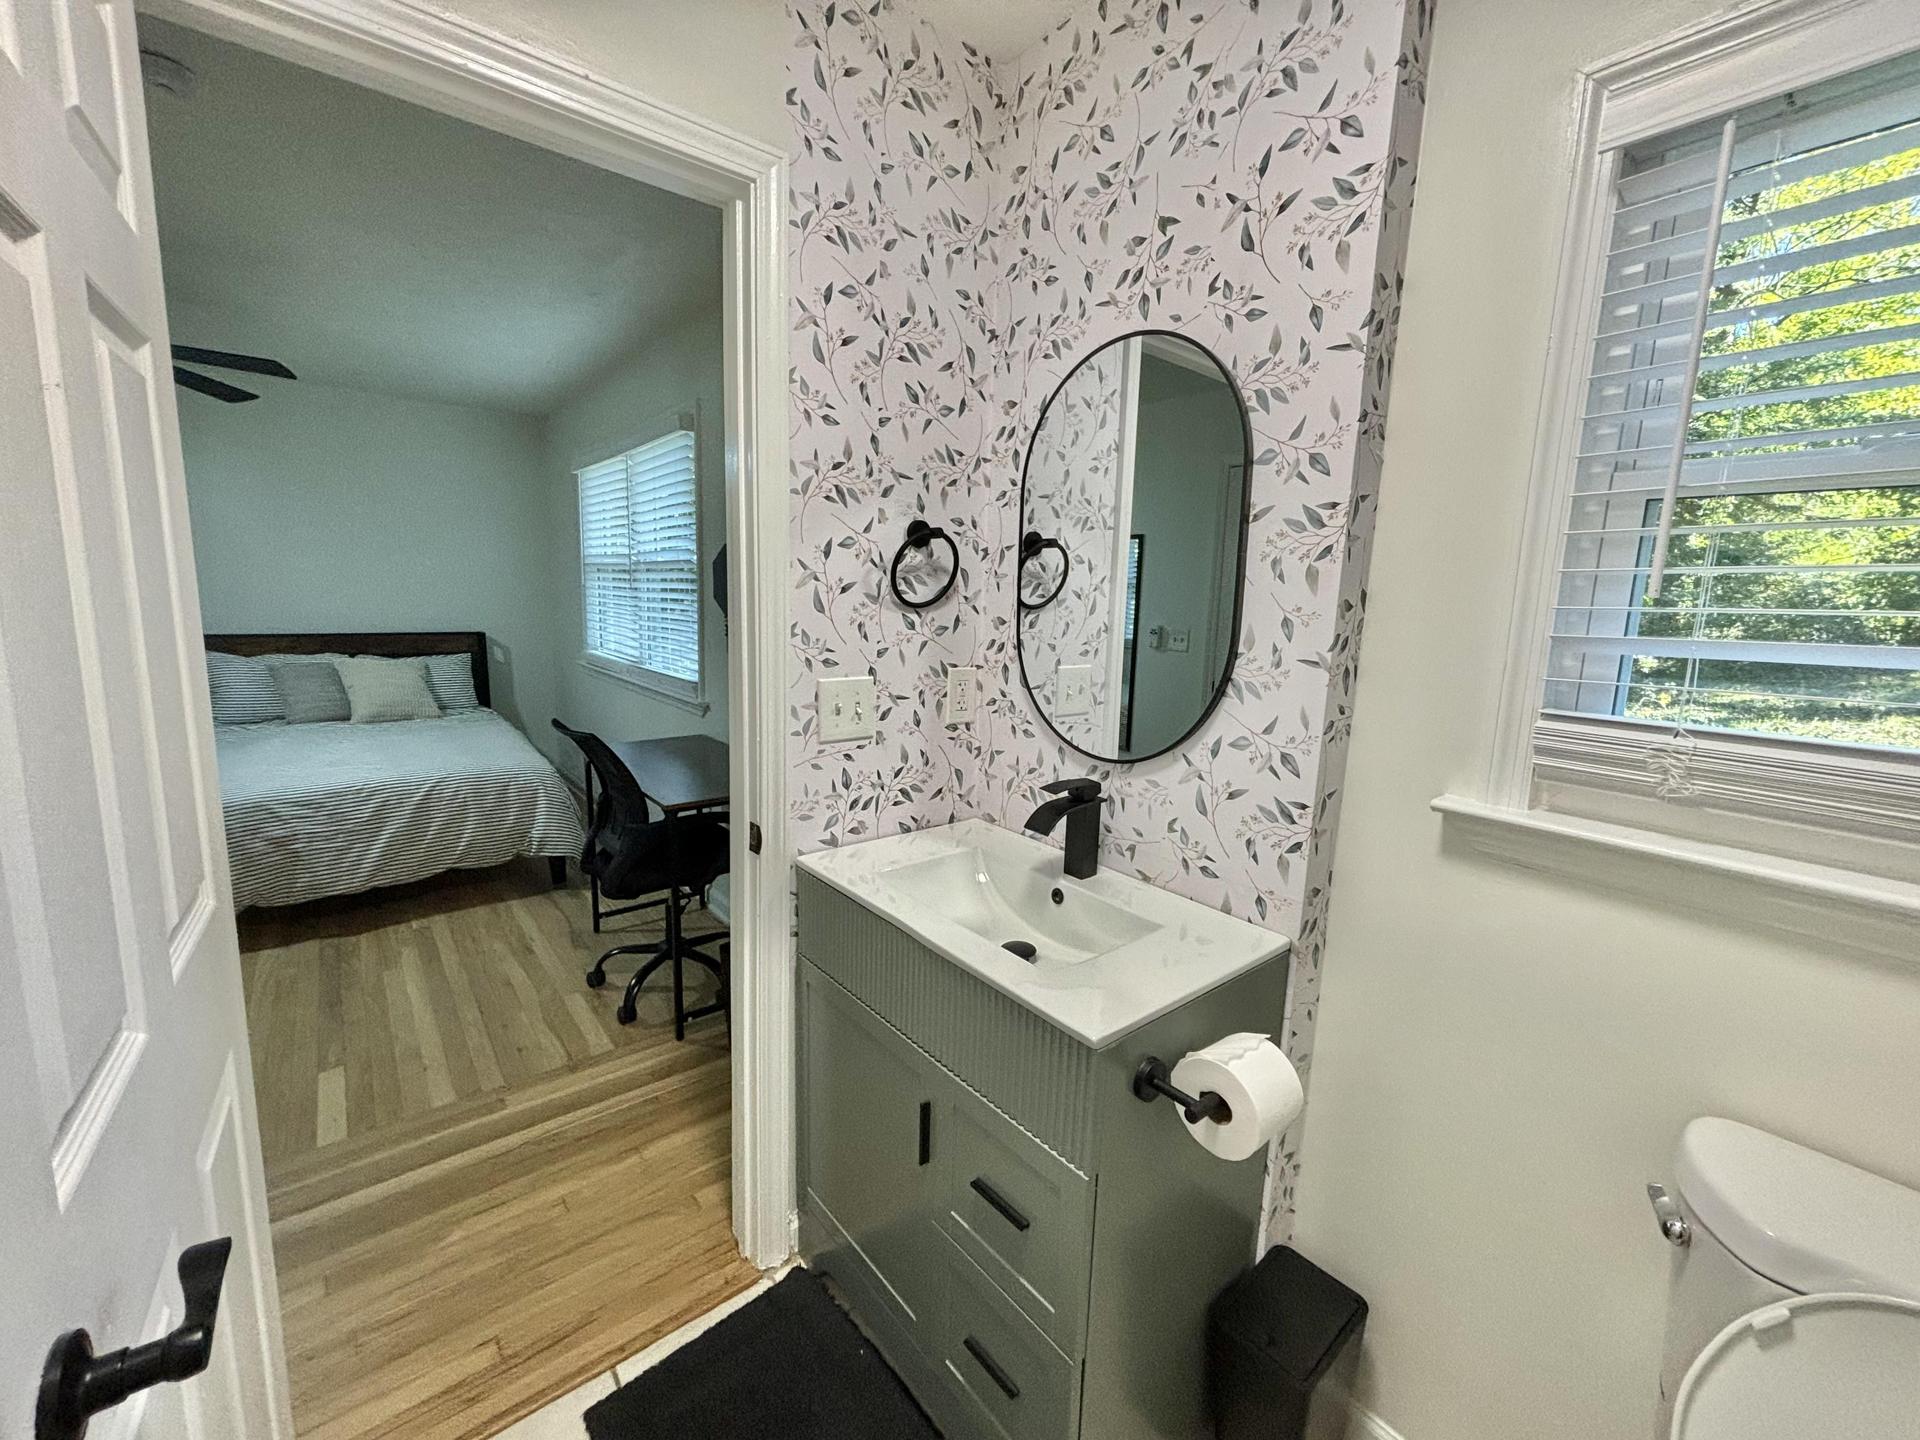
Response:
[1651,1117,1920,1439]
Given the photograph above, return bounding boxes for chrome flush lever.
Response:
[1646,1184,1691,1246]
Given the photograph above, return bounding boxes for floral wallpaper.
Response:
[787,0,1000,852]
[788,0,1432,1241]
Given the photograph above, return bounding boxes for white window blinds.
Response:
[1548,57,1920,759]
[578,429,701,687]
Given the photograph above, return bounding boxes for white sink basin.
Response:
[880,845,1155,965]
[796,819,1290,1047]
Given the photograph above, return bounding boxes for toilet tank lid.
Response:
[1675,1119,1920,1300]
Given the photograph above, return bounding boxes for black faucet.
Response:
[1024,778,1104,879]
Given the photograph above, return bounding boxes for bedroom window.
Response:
[1487,42,1920,885]
[577,427,703,701]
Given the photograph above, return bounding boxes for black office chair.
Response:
[552,719,729,1038]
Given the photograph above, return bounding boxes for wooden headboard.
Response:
[203,631,491,708]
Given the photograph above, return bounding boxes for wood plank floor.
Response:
[239,861,757,1439]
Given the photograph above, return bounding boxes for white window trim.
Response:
[575,408,711,715]
[1441,0,1920,957]
[577,651,711,715]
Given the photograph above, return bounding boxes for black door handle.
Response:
[37,1237,233,1440]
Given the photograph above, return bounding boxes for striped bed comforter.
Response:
[215,709,584,910]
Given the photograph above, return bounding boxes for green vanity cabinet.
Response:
[798,963,947,1339]
[797,870,1289,1440]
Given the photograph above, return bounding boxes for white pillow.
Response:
[336,657,442,723]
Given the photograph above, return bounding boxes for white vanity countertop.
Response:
[795,819,1291,1048]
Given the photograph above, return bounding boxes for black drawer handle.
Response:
[963,1336,1021,1400]
[969,1176,1031,1232]
[918,1101,932,1167]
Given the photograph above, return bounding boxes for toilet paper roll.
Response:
[1169,1033,1303,1162]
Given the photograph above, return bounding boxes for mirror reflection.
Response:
[1017,332,1250,762]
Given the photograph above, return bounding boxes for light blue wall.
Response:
[178,308,728,780]
[538,307,728,776]
[178,378,557,737]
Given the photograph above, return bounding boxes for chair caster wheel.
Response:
[586,967,606,989]
[617,1002,637,1026]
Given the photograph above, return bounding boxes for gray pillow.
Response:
[271,661,350,724]
[205,651,281,725]
[420,653,481,712]
[336,656,442,723]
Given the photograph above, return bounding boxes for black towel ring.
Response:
[1017,531,1069,612]
[889,519,960,610]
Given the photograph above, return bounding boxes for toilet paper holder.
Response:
[1132,1056,1233,1126]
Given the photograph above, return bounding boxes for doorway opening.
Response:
[137,11,784,1434]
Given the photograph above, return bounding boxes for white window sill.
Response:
[1431,794,1920,963]
[578,654,710,717]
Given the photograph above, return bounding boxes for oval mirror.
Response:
[1017,331,1251,762]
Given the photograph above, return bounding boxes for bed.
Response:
[206,631,584,910]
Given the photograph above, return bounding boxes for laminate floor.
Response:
[238,860,755,1439]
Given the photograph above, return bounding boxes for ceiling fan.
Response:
[171,345,297,404]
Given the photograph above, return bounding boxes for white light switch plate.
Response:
[817,674,876,743]
[1055,664,1093,717]
[946,665,976,725]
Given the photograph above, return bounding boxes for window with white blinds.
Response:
[1547,56,1920,769]
[577,429,701,691]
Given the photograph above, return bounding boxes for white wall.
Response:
[418,0,787,152]
[178,377,556,734]
[538,308,729,774]
[1288,3,1920,1439]
[1127,366,1242,754]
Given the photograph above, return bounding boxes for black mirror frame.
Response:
[1014,328,1253,765]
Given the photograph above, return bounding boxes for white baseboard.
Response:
[1348,1399,1409,1440]
[1312,1385,1409,1440]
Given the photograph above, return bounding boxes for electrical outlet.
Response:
[1055,664,1092,717]
[1166,628,1191,654]
[946,665,977,725]
[817,674,876,743]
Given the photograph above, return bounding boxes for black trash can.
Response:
[1207,1245,1367,1439]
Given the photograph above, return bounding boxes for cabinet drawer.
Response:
[939,1082,1093,1356]
[933,1231,1080,1440]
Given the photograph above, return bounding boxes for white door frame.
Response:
[139,0,796,1267]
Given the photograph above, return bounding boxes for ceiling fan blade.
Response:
[170,344,296,380]
[173,366,259,403]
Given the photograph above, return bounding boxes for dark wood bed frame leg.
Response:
[549,856,567,888]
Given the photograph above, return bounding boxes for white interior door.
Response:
[0,2,289,1436]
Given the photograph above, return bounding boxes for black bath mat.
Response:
[583,1269,940,1440]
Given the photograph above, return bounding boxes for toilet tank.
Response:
[1657,1118,1920,1430]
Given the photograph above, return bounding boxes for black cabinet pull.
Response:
[38,1238,232,1440]
[963,1336,1021,1400]
[918,1101,932,1166]
[969,1176,1031,1232]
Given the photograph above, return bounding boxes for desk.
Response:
[606,733,729,815]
